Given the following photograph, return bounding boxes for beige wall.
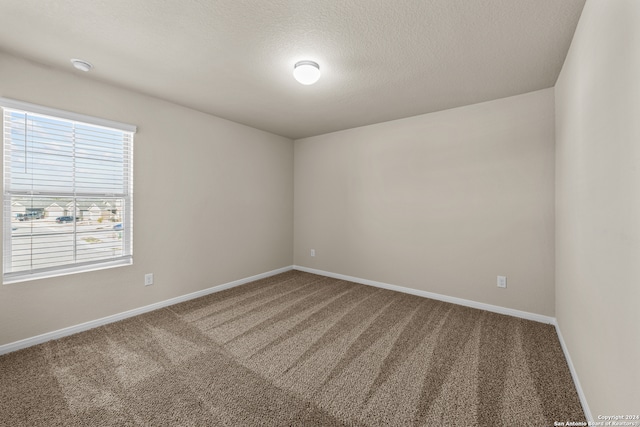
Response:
[294,89,556,316]
[0,52,294,346]
[555,0,640,417]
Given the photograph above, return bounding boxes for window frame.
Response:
[1,97,137,284]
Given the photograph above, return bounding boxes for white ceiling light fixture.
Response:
[293,60,320,85]
[70,58,93,72]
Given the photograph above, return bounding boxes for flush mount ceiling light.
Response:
[70,58,93,72]
[293,60,320,85]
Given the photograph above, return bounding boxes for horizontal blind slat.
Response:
[3,103,134,282]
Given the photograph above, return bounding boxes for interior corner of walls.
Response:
[554,320,593,421]
[293,90,555,318]
[554,0,640,418]
[0,53,298,350]
[0,265,294,354]
[293,266,555,325]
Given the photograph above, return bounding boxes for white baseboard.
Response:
[1,263,591,423]
[294,265,593,420]
[553,320,593,422]
[0,265,294,356]
[293,265,555,324]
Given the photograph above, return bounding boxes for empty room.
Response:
[0,0,637,425]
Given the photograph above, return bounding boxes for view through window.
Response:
[2,99,135,283]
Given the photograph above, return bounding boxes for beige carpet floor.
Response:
[0,270,585,426]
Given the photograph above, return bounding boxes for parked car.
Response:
[113,223,123,231]
[18,212,43,221]
[56,216,76,223]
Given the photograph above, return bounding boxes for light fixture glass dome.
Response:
[293,61,320,85]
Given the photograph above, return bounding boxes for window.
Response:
[1,98,136,283]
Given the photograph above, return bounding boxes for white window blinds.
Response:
[2,98,136,283]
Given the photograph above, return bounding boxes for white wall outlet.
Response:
[144,273,154,286]
[310,249,316,257]
[497,275,507,288]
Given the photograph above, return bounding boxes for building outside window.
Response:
[1,98,136,284]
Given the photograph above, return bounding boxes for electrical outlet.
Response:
[310,249,315,257]
[145,273,154,286]
[497,275,507,288]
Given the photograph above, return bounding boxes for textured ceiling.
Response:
[0,0,585,139]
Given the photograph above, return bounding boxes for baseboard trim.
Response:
[293,265,555,324]
[293,266,596,418]
[2,263,591,420]
[0,265,294,356]
[553,320,593,422]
